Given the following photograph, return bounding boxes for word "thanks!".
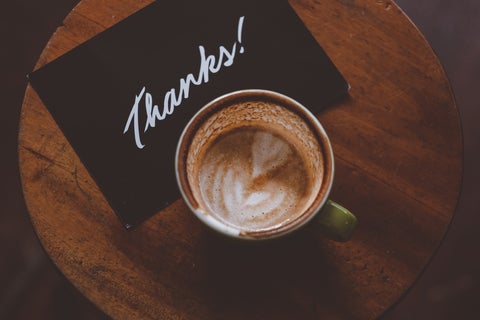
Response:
[124,16,246,149]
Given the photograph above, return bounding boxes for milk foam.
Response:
[198,128,311,231]
[184,98,326,234]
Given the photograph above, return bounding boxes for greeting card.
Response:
[29,0,349,228]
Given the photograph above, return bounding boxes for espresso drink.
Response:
[198,127,311,231]
[181,93,328,234]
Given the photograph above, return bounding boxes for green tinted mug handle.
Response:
[315,200,358,242]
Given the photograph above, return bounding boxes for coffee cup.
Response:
[175,89,357,241]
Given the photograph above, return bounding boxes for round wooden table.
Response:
[19,0,463,319]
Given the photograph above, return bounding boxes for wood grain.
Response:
[18,0,463,319]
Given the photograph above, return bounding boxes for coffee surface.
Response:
[184,97,326,234]
[197,126,313,231]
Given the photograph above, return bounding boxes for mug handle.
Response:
[315,200,358,242]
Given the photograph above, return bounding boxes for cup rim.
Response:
[175,89,334,240]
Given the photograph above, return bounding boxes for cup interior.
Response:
[176,90,333,239]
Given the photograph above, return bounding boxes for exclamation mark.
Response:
[238,16,245,54]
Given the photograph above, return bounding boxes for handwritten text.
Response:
[124,16,246,149]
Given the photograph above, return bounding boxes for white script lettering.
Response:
[124,16,246,149]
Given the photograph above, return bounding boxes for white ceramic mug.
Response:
[176,89,357,241]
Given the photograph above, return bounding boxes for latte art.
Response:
[198,127,312,231]
[179,92,328,238]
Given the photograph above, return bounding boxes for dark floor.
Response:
[1,0,479,319]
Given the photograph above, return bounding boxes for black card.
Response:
[28,0,349,228]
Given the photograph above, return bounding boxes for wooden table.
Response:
[18,0,463,319]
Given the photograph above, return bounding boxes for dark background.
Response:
[0,0,478,319]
